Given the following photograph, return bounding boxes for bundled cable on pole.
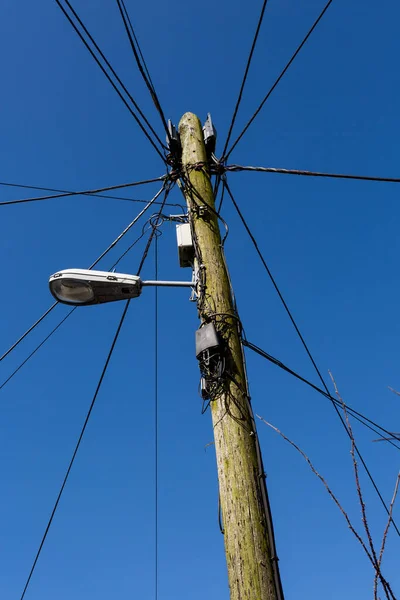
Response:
[224,177,400,537]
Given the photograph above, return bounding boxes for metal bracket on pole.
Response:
[141,280,194,288]
[190,268,198,302]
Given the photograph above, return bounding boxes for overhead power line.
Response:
[0,180,181,207]
[223,177,400,537]
[109,227,149,271]
[55,0,167,162]
[242,339,400,452]
[0,309,76,392]
[154,235,159,600]
[118,0,156,93]
[90,183,168,270]
[134,186,176,600]
[18,192,169,598]
[225,0,334,159]
[115,0,171,142]
[136,187,170,274]
[0,176,165,206]
[225,164,400,184]
[0,224,154,393]
[0,303,58,363]
[0,182,171,365]
[18,299,131,600]
[222,0,270,157]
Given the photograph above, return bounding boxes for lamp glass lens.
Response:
[52,279,94,304]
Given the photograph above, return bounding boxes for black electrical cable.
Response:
[225,0,334,159]
[118,0,156,93]
[253,418,285,600]
[0,309,76,392]
[137,202,168,600]
[224,178,400,537]
[178,174,230,244]
[225,164,400,184]
[0,180,182,207]
[216,181,226,214]
[0,303,58,363]
[218,493,224,534]
[18,298,131,600]
[0,177,165,206]
[233,327,285,600]
[137,186,171,274]
[109,228,149,271]
[60,0,167,153]
[55,0,167,161]
[115,0,171,142]
[18,201,166,598]
[242,339,400,452]
[154,235,159,600]
[0,183,168,365]
[222,0,269,157]
[89,183,168,270]
[0,224,154,393]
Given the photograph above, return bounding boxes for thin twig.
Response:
[329,373,379,565]
[256,413,397,600]
[329,373,396,600]
[255,414,374,564]
[388,387,400,398]
[374,473,400,600]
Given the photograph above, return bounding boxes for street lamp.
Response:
[49,268,194,306]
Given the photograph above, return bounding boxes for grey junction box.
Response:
[176,223,195,268]
[195,322,220,359]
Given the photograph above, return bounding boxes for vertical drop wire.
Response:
[154,234,159,600]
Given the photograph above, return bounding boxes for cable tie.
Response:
[270,555,280,563]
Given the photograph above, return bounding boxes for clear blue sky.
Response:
[0,0,399,598]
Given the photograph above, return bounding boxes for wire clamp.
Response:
[198,205,208,217]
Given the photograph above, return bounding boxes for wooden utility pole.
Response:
[179,112,283,600]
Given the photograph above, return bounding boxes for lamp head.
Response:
[49,269,142,306]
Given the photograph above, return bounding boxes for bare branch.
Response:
[388,387,400,398]
[374,473,400,599]
[329,372,396,600]
[255,414,374,564]
[329,373,379,565]
[256,413,397,600]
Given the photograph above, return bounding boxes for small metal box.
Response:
[202,113,217,155]
[176,223,195,268]
[195,322,220,359]
[166,119,181,155]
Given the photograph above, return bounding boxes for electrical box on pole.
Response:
[176,223,195,268]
